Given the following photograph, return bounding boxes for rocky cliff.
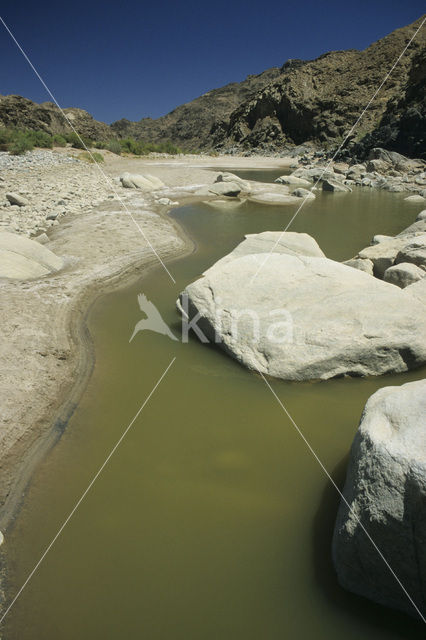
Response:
[110,66,283,150]
[0,95,114,141]
[214,16,425,157]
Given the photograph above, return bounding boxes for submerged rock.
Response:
[333,379,426,618]
[178,232,426,381]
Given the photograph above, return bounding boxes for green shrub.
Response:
[9,132,34,155]
[78,151,104,163]
[25,130,53,148]
[0,128,12,151]
[52,134,67,147]
[107,139,122,155]
[66,132,93,149]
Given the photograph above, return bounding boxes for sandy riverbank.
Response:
[0,151,293,530]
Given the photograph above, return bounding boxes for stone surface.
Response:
[343,258,374,275]
[215,172,251,192]
[211,231,325,270]
[357,237,410,278]
[293,187,315,199]
[333,379,426,618]
[275,174,310,186]
[6,192,29,207]
[120,173,165,190]
[383,262,425,288]
[0,231,63,279]
[178,233,426,381]
[395,237,426,270]
[404,195,425,203]
[322,179,352,193]
[248,192,299,205]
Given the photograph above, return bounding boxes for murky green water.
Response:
[4,174,425,638]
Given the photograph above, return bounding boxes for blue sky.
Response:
[0,1,424,124]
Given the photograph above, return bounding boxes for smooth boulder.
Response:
[384,262,425,288]
[333,379,426,617]
[6,192,29,207]
[120,173,165,190]
[178,233,426,381]
[0,231,63,279]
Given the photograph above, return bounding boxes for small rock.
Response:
[322,179,352,193]
[6,192,29,207]
[293,188,315,199]
[343,258,374,275]
[383,262,425,288]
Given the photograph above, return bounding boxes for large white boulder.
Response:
[120,173,165,190]
[333,379,426,617]
[215,172,251,192]
[0,231,63,279]
[178,233,426,380]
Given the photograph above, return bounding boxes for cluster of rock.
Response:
[0,150,115,237]
[194,171,310,206]
[333,378,426,618]
[177,230,426,381]
[276,147,426,196]
[344,211,426,290]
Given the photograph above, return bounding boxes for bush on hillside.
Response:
[107,139,122,155]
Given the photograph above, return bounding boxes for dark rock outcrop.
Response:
[214,16,426,156]
[110,67,283,150]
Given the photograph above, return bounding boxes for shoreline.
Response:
[0,153,292,532]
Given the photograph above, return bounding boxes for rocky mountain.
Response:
[110,66,283,150]
[0,16,424,157]
[214,15,426,157]
[0,95,114,141]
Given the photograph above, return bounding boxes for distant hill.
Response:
[109,66,283,150]
[1,15,424,157]
[0,95,114,141]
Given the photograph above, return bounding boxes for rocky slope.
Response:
[214,16,426,157]
[110,66,283,150]
[0,95,114,141]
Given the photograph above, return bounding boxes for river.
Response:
[4,171,425,638]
